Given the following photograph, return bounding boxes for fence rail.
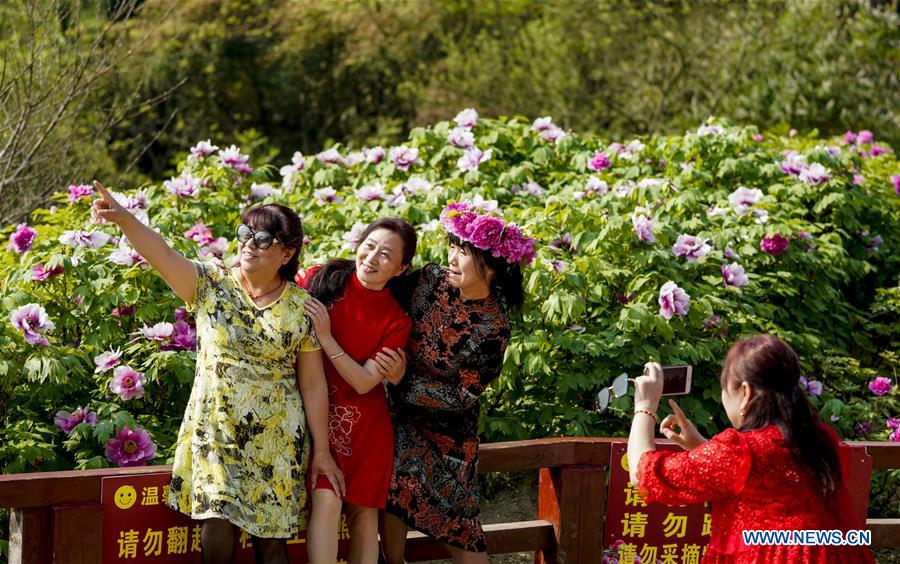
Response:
[2,438,898,563]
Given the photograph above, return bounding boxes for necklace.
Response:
[239,270,284,301]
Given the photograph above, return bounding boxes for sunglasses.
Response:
[596,373,634,413]
[236,224,280,250]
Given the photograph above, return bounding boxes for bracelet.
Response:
[328,351,345,360]
[635,409,658,424]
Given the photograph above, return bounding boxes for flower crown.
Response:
[439,201,537,266]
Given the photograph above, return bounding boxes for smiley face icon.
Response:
[114,485,137,509]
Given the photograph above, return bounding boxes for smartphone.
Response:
[661,365,692,395]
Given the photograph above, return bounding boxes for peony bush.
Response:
[1,113,898,515]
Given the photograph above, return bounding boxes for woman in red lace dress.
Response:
[297,218,416,563]
[628,334,874,563]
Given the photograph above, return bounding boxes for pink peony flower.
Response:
[453,108,479,128]
[364,146,385,164]
[94,348,123,373]
[109,365,146,400]
[316,148,343,165]
[724,247,741,260]
[449,127,475,149]
[105,425,156,467]
[728,187,763,215]
[672,235,712,262]
[471,195,499,212]
[799,375,823,397]
[760,234,789,256]
[250,182,277,200]
[466,215,505,250]
[532,116,554,132]
[10,303,54,345]
[844,131,857,143]
[31,263,63,281]
[313,187,343,205]
[574,176,609,199]
[7,224,37,253]
[343,151,365,167]
[492,223,536,265]
[184,222,215,245]
[218,145,252,174]
[59,230,111,249]
[279,152,306,189]
[387,185,408,208]
[588,152,611,172]
[696,125,724,135]
[54,406,99,434]
[342,221,367,251]
[857,130,874,144]
[164,173,201,198]
[892,175,900,196]
[403,177,431,195]
[721,262,749,287]
[798,163,829,185]
[512,182,543,199]
[631,214,654,244]
[658,281,690,320]
[355,183,386,201]
[67,184,94,203]
[139,322,174,341]
[111,305,136,317]
[780,151,806,176]
[124,192,149,210]
[869,377,892,396]
[161,320,196,351]
[390,146,419,170]
[198,237,228,259]
[540,125,565,142]
[868,145,888,157]
[108,239,144,267]
[457,147,493,172]
[190,139,218,158]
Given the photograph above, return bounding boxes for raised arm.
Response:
[91,181,196,303]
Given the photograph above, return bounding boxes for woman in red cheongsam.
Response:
[298,218,416,564]
[627,334,874,563]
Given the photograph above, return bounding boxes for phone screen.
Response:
[661,365,692,395]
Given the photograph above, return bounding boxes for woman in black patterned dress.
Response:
[381,201,535,563]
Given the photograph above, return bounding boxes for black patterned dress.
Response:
[386,264,510,552]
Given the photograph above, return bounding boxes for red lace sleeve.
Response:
[636,428,752,506]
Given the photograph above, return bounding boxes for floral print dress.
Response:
[166,263,320,538]
[386,264,510,552]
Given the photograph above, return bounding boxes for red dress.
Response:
[637,425,875,564]
[297,268,412,508]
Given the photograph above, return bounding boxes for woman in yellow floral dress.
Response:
[91,182,343,564]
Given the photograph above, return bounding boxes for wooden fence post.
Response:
[537,465,606,564]
[9,507,50,564]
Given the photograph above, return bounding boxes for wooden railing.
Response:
[2,438,899,563]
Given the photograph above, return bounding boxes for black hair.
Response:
[240,204,303,281]
[447,233,525,311]
[720,334,841,494]
[306,218,417,307]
